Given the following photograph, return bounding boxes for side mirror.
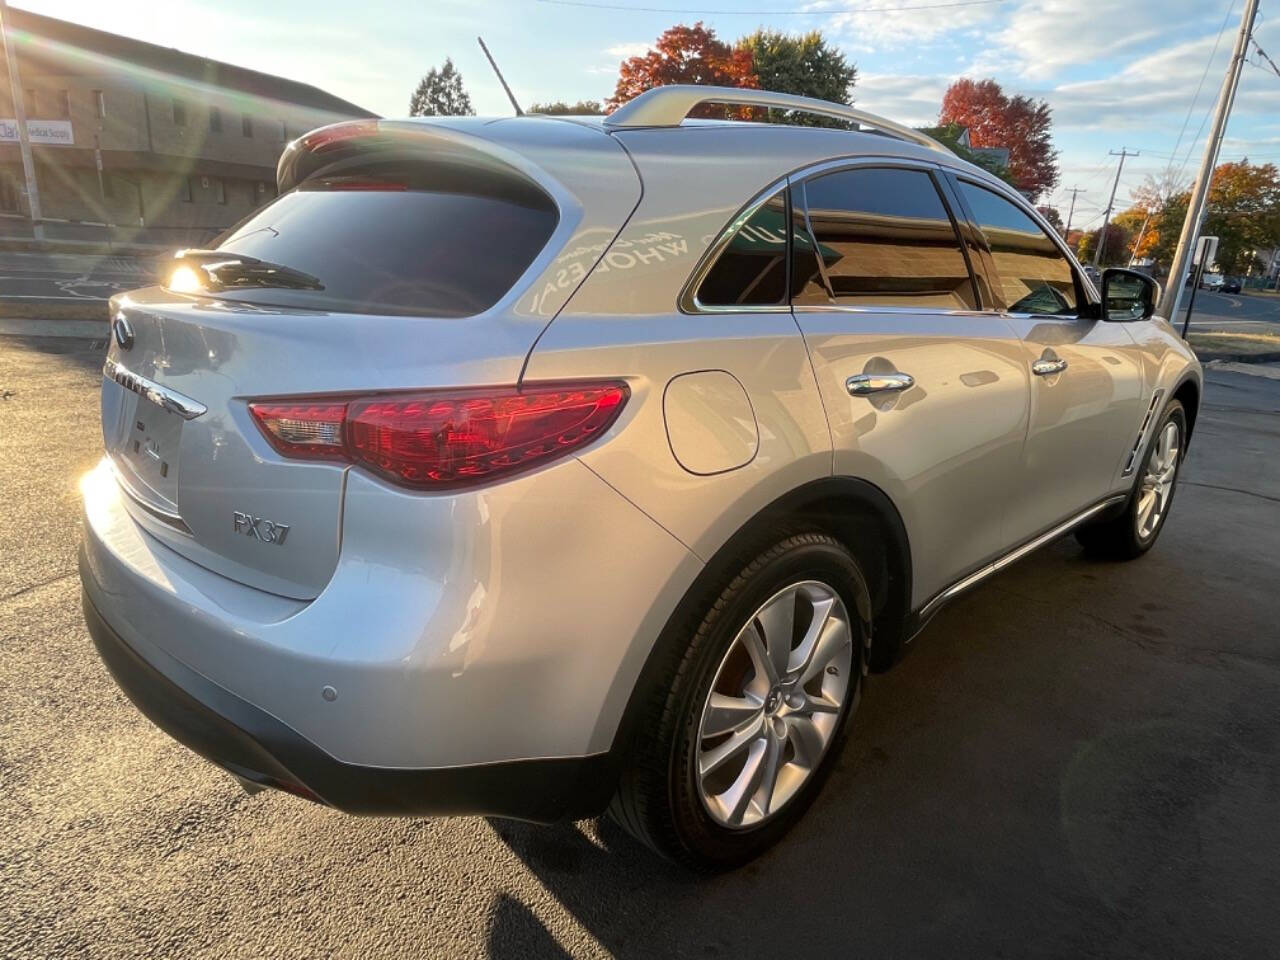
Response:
[1100,268,1158,321]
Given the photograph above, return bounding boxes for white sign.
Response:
[0,118,74,145]
[1193,234,1219,267]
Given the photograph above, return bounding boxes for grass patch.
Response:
[1189,329,1280,357]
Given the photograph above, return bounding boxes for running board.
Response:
[911,495,1127,632]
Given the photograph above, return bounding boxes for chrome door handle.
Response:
[846,372,915,396]
[1031,358,1068,377]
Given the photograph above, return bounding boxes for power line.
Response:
[1251,37,1280,79]
[1163,0,1237,187]
[535,0,1007,13]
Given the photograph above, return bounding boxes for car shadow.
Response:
[484,533,1280,959]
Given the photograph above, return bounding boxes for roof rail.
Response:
[603,85,950,155]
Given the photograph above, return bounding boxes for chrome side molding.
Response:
[914,495,1127,625]
[1123,389,1165,476]
[104,358,207,421]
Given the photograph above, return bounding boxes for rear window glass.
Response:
[205,169,558,317]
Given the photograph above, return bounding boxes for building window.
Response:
[23,88,35,116]
[173,99,186,126]
[209,107,222,134]
[93,90,106,119]
[182,177,193,202]
[241,114,253,138]
[215,178,226,205]
[57,89,71,119]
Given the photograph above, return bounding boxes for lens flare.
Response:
[168,264,204,293]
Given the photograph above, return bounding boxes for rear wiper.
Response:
[170,248,324,292]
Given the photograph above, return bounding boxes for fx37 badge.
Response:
[232,511,290,545]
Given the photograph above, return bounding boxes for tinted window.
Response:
[205,166,558,317]
[697,191,788,306]
[958,182,1078,315]
[795,167,976,310]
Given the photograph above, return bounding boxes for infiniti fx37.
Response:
[80,86,1201,868]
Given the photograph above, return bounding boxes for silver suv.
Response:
[80,86,1201,869]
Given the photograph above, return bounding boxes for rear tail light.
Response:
[249,382,628,491]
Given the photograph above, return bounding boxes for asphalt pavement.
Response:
[1,337,1278,959]
[1184,288,1280,335]
[0,250,154,304]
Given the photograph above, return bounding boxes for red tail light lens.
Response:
[249,382,628,491]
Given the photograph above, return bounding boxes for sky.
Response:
[24,0,1280,227]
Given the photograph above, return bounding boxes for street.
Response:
[0,250,153,304]
[1,335,1278,959]
[1186,288,1280,335]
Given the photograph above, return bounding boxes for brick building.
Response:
[0,7,376,245]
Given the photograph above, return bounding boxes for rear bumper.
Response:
[83,586,614,822]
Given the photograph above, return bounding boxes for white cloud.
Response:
[812,0,1002,51]
[605,42,650,59]
[855,72,952,126]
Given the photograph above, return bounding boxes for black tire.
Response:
[608,533,869,870]
[1075,399,1187,560]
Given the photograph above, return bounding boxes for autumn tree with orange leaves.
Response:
[607,23,758,115]
[940,78,1060,200]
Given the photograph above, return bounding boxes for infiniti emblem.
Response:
[112,313,135,350]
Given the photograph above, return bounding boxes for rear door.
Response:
[947,176,1144,545]
[790,161,1031,606]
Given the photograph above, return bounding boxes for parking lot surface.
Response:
[1,337,1277,959]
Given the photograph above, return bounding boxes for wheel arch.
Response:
[1171,373,1200,447]
[606,475,913,773]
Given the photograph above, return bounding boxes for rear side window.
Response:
[957,181,1078,315]
[208,167,558,317]
[795,167,977,311]
[695,191,789,307]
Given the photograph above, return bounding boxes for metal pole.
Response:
[1093,149,1136,267]
[1158,0,1259,319]
[477,37,523,116]
[0,0,43,241]
[1128,212,1151,267]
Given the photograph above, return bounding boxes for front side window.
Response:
[695,190,788,306]
[795,166,977,311]
[957,181,1078,315]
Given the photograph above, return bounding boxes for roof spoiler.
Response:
[275,119,544,194]
[602,85,950,155]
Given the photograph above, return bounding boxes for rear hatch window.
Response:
[192,166,558,317]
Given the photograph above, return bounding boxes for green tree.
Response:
[735,29,856,126]
[1037,205,1063,234]
[528,100,604,115]
[1076,223,1132,266]
[409,58,474,117]
[1203,161,1280,273]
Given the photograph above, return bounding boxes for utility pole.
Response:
[0,0,42,241]
[1158,0,1260,321]
[1062,186,1087,241]
[1092,149,1137,267]
[1128,211,1151,267]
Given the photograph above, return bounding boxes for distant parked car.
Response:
[1200,273,1225,291]
[1082,264,1101,287]
[1221,276,1242,294]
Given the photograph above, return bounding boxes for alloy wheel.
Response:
[695,580,853,829]
[1137,420,1180,540]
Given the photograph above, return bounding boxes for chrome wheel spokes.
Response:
[1137,420,1180,539]
[696,580,853,829]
